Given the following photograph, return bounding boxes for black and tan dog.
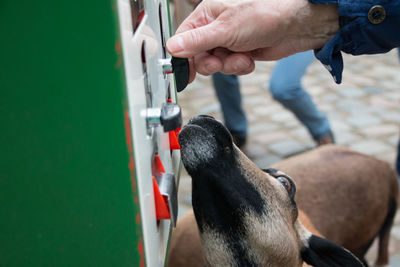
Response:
[168,115,398,267]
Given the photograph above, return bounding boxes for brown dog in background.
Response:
[168,115,398,267]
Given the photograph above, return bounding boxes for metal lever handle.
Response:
[160,57,189,92]
[171,57,189,92]
[155,173,178,227]
[144,102,182,132]
[160,102,182,132]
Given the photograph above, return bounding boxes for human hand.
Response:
[166,0,338,82]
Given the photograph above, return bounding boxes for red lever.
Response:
[153,154,166,176]
[152,177,170,220]
[174,127,181,135]
[169,130,181,150]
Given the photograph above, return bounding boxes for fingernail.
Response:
[167,36,184,54]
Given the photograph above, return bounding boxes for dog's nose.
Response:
[188,115,215,124]
[197,115,214,119]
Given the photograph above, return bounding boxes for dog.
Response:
[167,115,398,267]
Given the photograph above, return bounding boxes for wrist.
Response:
[291,1,339,50]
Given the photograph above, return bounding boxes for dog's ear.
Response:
[301,235,365,267]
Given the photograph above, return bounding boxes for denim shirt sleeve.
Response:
[309,0,400,83]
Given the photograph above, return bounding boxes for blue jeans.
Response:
[396,141,400,181]
[212,73,248,138]
[212,51,331,140]
[395,48,400,181]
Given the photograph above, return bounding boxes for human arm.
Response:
[167,0,400,84]
[166,0,339,82]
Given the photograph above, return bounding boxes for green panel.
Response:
[0,1,144,266]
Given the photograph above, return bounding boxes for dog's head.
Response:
[178,115,364,267]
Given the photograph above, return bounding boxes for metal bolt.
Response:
[159,58,173,74]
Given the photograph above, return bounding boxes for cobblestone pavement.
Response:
[176,49,400,265]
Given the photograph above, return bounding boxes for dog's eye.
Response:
[277,176,291,192]
[276,175,296,199]
[263,168,296,198]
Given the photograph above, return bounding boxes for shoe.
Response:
[316,131,335,146]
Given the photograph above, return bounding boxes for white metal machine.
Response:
[117,0,189,265]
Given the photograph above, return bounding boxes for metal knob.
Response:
[144,102,182,132]
[160,57,189,92]
[171,57,189,92]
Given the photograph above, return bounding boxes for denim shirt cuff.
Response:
[308,0,400,84]
[309,0,343,83]
[313,33,343,84]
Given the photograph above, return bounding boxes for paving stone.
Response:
[245,144,269,159]
[390,225,400,240]
[307,85,324,96]
[363,124,399,137]
[362,86,383,95]
[346,75,376,86]
[346,114,381,128]
[395,211,400,224]
[240,72,269,85]
[390,255,400,266]
[253,154,283,168]
[330,119,352,132]
[368,106,392,115]
[243,95,270,105]
[290,127,312,141]
[195,74,211,82]
[270,111,296,123]
[321,93,339,102]
[254,61,274,72]
[283,119,301,128]
[349,140,392,156]
[336,99,369,112]
[347,63,366,73]
[370,95,399,109]
[199,103,220,114]
[334,131,360,145]
[337,87,367,98]
[379,111,400,124]
[375,150,396,166]
[246,113,259,123]
[372,65,397,79]
[386,91,400,100]
[248,123,279,135]
[394,75,400,84]
[252,105,279,116]
[193,87,216,97]
[252,131,289,144]
[318,103,334,113]
[388,134,400,147]
[268,140,308,158]
[326,111,346,120]
[242,85,262,96]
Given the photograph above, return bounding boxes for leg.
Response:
[212,73,247,140]
[269,51,332,142]
[396,49,400,182]
[396,140,400,182]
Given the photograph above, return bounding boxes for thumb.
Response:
[167,22,226,58]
